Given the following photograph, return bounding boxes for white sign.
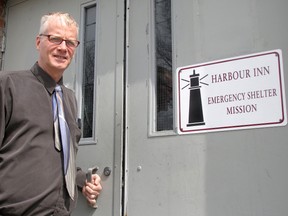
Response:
[176,49,287,134]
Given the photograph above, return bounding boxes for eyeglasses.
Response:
[40,34,80,48]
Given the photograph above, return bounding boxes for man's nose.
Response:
[57,41,69,50]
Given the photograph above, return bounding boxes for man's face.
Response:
[36,18,78,81]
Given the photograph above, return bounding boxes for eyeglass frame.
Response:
[39,34,80,48]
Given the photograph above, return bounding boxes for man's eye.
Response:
[66,40,75,47]
[50,37,62,43]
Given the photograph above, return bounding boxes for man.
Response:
[0,12,102,215]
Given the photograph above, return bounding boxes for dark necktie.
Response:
[52,85,75,200]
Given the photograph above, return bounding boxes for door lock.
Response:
[103,167,112,176]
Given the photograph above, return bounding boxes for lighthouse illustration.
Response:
[186,70,205,126]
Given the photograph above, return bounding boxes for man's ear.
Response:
[36,36,40,50]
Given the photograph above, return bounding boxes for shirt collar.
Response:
[30,62,63,95]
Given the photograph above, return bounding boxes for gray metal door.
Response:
[72,0,124,215]
[124,0,288,215]
[4,0,124,216]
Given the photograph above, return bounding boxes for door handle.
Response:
[87,166,99,182]
[86,166,99,209]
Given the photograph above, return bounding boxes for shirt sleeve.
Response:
[0,76,13,148]
[76,167,87,190]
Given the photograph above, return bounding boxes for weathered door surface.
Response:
[71,0,124,215]
[124,0,288,216]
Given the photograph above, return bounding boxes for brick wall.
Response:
[0,0,6,70]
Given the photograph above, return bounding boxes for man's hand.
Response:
[82,174,102,207]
